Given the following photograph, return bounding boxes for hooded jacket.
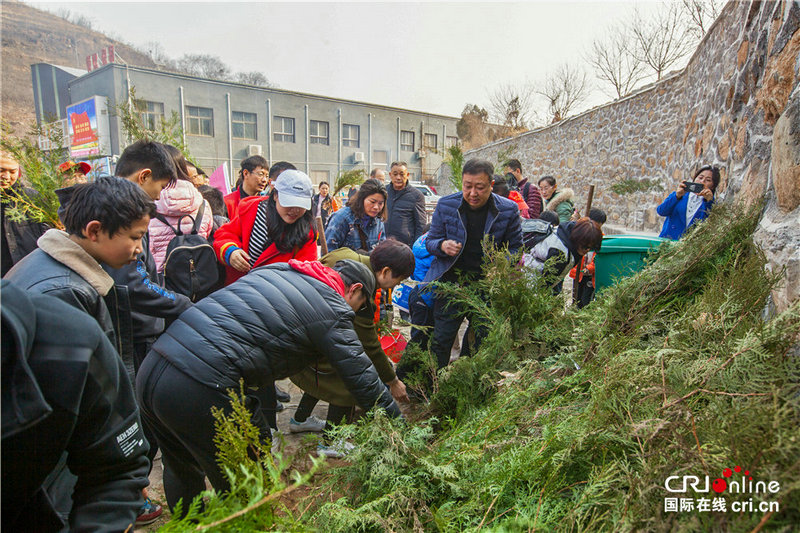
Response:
[424,192,522,283]
[149,180,213,272]
[1,281,150,533]
[148,261,401,417]
[213,195,318,285]
[544,188,575,223]
[4,229,117,348]
[385,183,427,246]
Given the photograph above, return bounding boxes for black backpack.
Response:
[155,202,219,302]
[521,218,555,251]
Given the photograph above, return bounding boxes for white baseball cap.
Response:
[274,169,313,210]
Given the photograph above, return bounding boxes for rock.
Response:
[737,40,750,68]
[644,207,658,227]
[756,24,800,124]
[738,159,767,206]
[718,133,731,160]
[734,123,749,160]
[771,88,800,212]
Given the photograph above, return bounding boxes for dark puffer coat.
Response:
[149,261,401,417]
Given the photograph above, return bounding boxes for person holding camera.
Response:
[657,166,719,240]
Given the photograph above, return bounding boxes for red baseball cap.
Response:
[58,160,91,174]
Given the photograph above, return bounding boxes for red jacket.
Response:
[508,190,530,218]
[214,196,318,285]
[223,188,244,219]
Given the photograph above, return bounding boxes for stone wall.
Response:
[464,0,800,310]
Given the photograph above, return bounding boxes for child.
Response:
[569,208,606,308]
[6,176,155,342]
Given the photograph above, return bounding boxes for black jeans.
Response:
[136,354,271,513]
[430,294,487,369]
[408,285,435,350]
[251,382,279,430]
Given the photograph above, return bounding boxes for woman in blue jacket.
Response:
[325,179,387,253]
[657,166,719,240]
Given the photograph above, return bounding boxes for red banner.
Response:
[70,112,98,145]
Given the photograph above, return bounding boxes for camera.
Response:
[683,181,704,194]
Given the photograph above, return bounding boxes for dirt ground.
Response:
[133,377,332,532]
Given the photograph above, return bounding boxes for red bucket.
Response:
[380,330,407,363]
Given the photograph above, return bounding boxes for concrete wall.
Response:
[68,64,459,185]
[465,0,800,310]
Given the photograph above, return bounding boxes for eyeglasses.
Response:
[248,171,268,179]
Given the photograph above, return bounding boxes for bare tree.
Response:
[488,83,537,131]
[144,42,175,69]
[630,3,696,80]
[681,0,725,39]
[236,71,273,87]
[588,25,647,99]
[537,64,590,124]
[176,54,231,80]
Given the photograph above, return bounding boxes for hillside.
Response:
[0,0,156,135]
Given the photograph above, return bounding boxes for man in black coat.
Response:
[1,153,49,276]
[136,259,401,512]
[1,281,150,532]
[384,161,427,246]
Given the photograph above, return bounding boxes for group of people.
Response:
[1,139,719,531]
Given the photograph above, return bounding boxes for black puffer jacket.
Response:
[1,184,49,276]
[149,262,401,417]
[1,281,150,532]
[385,184,427,246]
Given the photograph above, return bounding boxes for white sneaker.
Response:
[288,415,326,433]
[316,440,355,459]
[270,428,282,455]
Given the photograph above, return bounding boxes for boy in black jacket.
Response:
[6,176,156,345]
[1,281,150,532]
[102,140,193,376]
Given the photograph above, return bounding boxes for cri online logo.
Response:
[664,466,780,495]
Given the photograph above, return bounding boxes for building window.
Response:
[423,133,438,151]
[446,136,459,149]
[232,111,257,140]
[310,120,329,145]
[186,105,214,136]
[309,170,330,185]
[273,116,295,143]
[400,130,415,151]
[372,150,388,168]
[136,100,164,131]
[342,124,360,147]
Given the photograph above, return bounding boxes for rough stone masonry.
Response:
[465,0,800,311]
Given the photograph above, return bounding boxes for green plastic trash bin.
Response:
[594,235,668,292]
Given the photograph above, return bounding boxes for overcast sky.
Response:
[30,1,668,121]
